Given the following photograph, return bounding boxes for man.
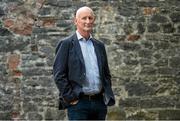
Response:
[53,6,115,120]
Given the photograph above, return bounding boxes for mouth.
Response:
[85,25,93,28]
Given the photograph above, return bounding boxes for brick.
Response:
[7,54,20,71]
[127,34,140,41]
[13,24,33,36]
[4,19,14,28]
[42,19,56,27]
[12,70,22,77]
[143,7,159,16]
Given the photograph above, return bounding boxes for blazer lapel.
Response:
[91,38,103,76]
[72,34,85,65]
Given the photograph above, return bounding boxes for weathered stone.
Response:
[56,20,72,28]
[38,7,51,16]
[147,23,160,32]
[0,37,30,52]
[170,12,180,23]
[0,0,180,120]
[27,112,43,120]
[119,42,141,51]
[141,41,153,49]
[138,1,160,7]
[162,23,174,33]
[138,49,153,58]
[151,15,169,23]
[0,7,5,16]
[0,28,12,36]
[107,107,126,120]
[127,110,157,120]
[140,66,156,75]
[139,58,152,65]
[118,1,138,17]
[157,67,176,75]
[154,58,168,67]
[22,68,52,76]
[159,110,180,120]
[119,97,141,107]
[124,56,139,65]
[120,96,178,108]
[45,0,72,7]
[44,108,66,120]
[22,102,38,112]
[169,57,180,68]
[0,112,12,120]
[137,23,145,34]
[125,81,155,96]
[154,41,170,50]
[21,87,49,97]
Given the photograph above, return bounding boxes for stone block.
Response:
[170,12,180,23]
[151,15,169,23]
[0,112,12,120]
[147,23,160,32]
[169,57,180,68]
[0,28,12,36]
[106,107,126,120]
[45,108,66,120]
[126,109,157,120]
[27,112,43,120]
[162,23,174,33]
[125,81,155,96]
[159,109,180,120]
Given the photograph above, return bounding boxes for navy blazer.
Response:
[53,33,115,110]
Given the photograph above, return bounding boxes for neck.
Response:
[77,30,91,40]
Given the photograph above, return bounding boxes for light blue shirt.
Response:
[76,31,102,94]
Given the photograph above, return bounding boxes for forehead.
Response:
[76,7,94,18]
[79,11,94,17]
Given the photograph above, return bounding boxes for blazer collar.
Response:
[76,31,93,41]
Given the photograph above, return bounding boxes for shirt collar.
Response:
[76,30,92,41]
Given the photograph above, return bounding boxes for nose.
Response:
[85,18,90,23]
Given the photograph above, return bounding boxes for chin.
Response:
[84,29,92,32]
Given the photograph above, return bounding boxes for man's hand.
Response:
[70,100,79,105]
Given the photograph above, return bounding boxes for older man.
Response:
[53,6,115,120]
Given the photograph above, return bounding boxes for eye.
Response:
[88,17,93,20]
[81,16,94,20]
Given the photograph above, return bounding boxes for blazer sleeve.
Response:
[102,44,112,86]
[53,40,76,102]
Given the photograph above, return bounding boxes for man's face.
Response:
[74,10,95,33]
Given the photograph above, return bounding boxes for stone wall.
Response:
[0,0,180,120]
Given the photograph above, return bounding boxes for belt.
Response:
[80,92,103,100]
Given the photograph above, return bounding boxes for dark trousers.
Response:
[67,95,107,120]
